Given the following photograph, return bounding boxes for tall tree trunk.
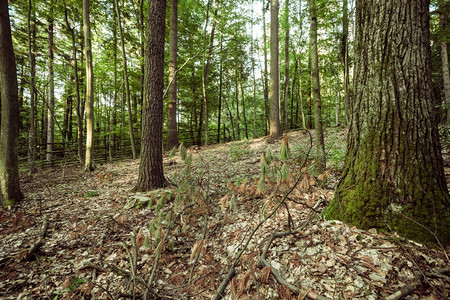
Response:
[342,0,351,125]
[64,5,83,161]
[438,3,450,124]
[135,0,167,192]
[309,0,326,172]
[251,0,257,137]
[62,81,73,151]
[46,4,54,165]
[191,68,198,144]
[240,73,249,139]
[235,70,240,139]
[112,17,118,153]
[0,0,22,206]
[225,98,235,140]
[290,55,297,129]
[217,34,223,143]
[297,55,306,129]
[84,0,95,171]
[262,3,269,135]
[335,83,340,126]
[197,0,212,146]
[27,0,37,172]
[166,0,179,149]
[269,0,282,139]
[40,91,47,150]
[139,0,144,120]
[114,0,137,159]
[200,0,218,146]
[282,0,289,130]
[325,0,449,246]
[306,53,312,129]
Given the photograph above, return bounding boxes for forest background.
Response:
[5,0,446,167]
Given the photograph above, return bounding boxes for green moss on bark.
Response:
[325,168,450,247]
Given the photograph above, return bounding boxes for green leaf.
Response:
[265,149,274,165]
[169,146,176,158]
[179,143,187,160]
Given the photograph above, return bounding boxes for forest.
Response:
[0,0,449,299]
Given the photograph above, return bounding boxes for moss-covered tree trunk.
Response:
[135,0,166,191]
[325,0,450,246]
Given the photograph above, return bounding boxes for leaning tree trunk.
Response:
[0,0,22,206]
[135,0,166,191]
[166,0,178,150]
[325,0,450,246]
[83,0,95,171]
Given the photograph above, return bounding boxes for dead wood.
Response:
[385,281,420,300]
[25,217,48,261]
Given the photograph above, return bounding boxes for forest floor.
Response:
[1,127,449,300]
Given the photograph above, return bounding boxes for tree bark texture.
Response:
[439,9,450,124]
[135,0,166,191]
[84,0,95,171]
[0,0,22,206]
[167,0,179,150]
[269,0,282,139]
[325,0,450,246]
[309,0,326,172]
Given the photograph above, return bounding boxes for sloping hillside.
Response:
[1,128,448,299]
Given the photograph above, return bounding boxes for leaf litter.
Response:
[0,128,449,299]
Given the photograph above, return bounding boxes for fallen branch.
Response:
[93,229,107,281]
[385,283,418,300]
[26,217,48,261]
[258,257,331,300]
